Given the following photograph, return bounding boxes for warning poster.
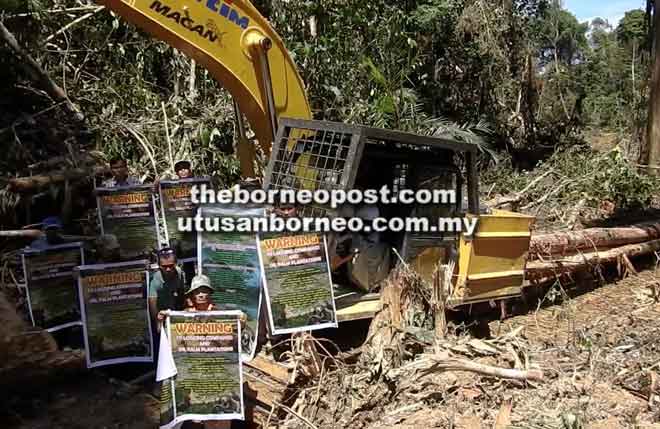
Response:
[159,311,244,428]
[198,205,263,361]
[77,260,153,368]
[258,233,337,335]
[96,185,159,258]
[159,177,211,262]
[22,242,84,332]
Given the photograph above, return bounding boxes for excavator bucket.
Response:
[450,209,535,306]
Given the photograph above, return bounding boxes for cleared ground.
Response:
[3,270,660,428]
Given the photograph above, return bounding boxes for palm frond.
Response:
[426,117,499,163]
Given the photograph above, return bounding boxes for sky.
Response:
[564,0,645,26]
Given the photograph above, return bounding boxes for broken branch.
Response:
[0,21,84,122]
[397,353,544,382]
[44,6,105,43]
[7,165,109,192]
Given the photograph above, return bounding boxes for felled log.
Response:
[243,354,294,425]
[7,165,109,192]
[27,151,103,171]
[0,229,43,238]
[0,230,96,242]
[0,333,86,390]
[526,239,660,279]
[0,292,85,389]
[530,222,660,259]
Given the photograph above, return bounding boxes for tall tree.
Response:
[644,1,660,172]
[617,9,647,46]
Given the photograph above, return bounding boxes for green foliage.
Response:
[617,9,647,48]
[482,145,660,219]
[592,147,657,208]
[534,0,589,65]
[0,1,241,191]
[578,9,648,134]
[428,118,498,162]
[0,0,653,217]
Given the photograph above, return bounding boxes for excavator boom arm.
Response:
[97,0,312,175]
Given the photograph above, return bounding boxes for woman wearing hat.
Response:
[182,275,232,429]
[184,274,216,312]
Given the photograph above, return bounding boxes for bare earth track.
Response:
[4,271,660,428]
[483,271,660,429]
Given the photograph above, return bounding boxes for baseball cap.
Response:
[186,274,214,295]
[157,247,176,258]
[42,216,63,231]
[174,160,191,172]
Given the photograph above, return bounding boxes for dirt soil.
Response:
[380,271,660,429]
[4,270,660,428]
[279,270,660,429]
[2,370,160,428]
[485,270,660,429]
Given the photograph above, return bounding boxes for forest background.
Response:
[0,0,656,230]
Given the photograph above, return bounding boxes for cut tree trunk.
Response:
[643,3,660,174]
[359,270,403,375]
[0,292,85,390]
[7,166,109,192]
[0,229,43,238]
[526,239,660,279]
[0,230,96,242]
[530,221,660,259]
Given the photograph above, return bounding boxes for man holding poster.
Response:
[76,260,153,368]
[158,311,244,429]
[96,184,160,259]
[149,248,187,328]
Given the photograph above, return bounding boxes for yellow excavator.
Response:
[97,0,312,177]
[97,0,534,319]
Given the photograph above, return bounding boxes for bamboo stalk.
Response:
[162,102,175,173]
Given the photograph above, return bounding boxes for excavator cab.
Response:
[263,118,534,317]
[94,0,533,315]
